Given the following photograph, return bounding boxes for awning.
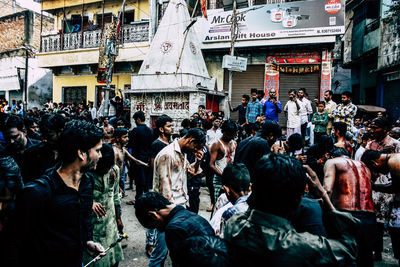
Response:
[357,105,386,113]
[0,68,22,91]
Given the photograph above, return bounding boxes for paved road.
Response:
[117,187,397,267]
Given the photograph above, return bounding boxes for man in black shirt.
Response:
[229,94,249,127]
[135,192,215,267]
[22,114,67,183]
[3,115,40,168]
[234,122,273,181]
[15,120,105,267]
[127,111,154,200]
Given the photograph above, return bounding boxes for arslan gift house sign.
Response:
[202,0,345,42]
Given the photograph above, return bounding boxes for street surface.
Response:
[117,187,398,267]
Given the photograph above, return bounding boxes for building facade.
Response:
[37,0,150,111]
[197,0,344,126]
[343,0,400,122]
[0,1,54,107]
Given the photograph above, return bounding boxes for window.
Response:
[96,13,113,27]
[123,10,135,24]
[63,86,87,105]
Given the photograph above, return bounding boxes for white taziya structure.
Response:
[127,0,222,128]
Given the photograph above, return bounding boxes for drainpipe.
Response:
[150,0,158,39]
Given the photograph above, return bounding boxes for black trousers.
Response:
[301,122,308,138]
[390,227,400,259]
[133,165,150,201]
[374,222,384,254]
[314,132,326,145]
[188,188,200,214]
[347,210,376,267]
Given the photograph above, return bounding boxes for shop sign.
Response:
[325,0,342,14]
[264,63,280,99]
[276,65,320,74]
[385,71,400,82]
[266,51,321,64]
[222,55,248,72]
[202,0,345,43]
[320,50,332,100]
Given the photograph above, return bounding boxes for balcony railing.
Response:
[41,21,149,53]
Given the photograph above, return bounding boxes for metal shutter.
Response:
[278,72,320,126]
[225,66,320,127]
[224,65,265,121]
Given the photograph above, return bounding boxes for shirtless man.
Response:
[324,147,374,267]
[332,121,353,158]
[210,119,238,204]
[112,128,148,194]
[101,116,114,143]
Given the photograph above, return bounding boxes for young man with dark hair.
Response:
[206,117,222,147]
[209,119,238,203]
[311,101,328,145]
[3,115,40,168]
[127,110,154,201]
[151,128,205,266]
[324,146,375,267]
[15,120,106,267]
[146,114,173,258]
[366,117,400,153]
[113,128,148,197]
[354,132,371,161]
[224,153,359,266]
[229,94,249,127]
[234,122,271,181]
[245,89,263,130]
[284,89,301,138]
[22,113,67,183]
[324,90,337,135]
[257,89,266,104]
[333,121,353,158]
[219,163,251,236]
[135,192,215,267]
[297,88,313,139]
[331,91,357,131]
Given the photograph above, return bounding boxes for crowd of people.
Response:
[1,88,400,267]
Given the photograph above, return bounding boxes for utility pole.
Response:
[227,0,237,118]
[23,47,29,114]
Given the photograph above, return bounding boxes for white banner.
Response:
[202,0,345,43]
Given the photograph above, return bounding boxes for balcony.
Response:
[41,21,149,53]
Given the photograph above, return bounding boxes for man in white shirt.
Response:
[284,89,301,139]
[298,88,313,139]
[151,128,205,266]
[206,117,222,147]
[324,90,337,135]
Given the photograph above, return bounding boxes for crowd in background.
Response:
[1,88,400,267]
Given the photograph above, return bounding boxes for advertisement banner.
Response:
[266,51,321,64]
[320,50,332,100]
[264,63,280,99]
[203,0,345,43]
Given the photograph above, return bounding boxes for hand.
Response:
[303,165,325,198]
[92,202,106,218]
[117,218,124,233]
[272,98,277,104]
[86,241,105,258]
[195,150,204,161]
